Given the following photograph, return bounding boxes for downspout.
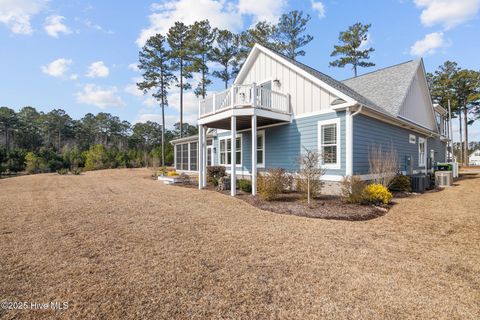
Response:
[345,105,363,176]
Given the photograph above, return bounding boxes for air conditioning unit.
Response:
[435,171,453,187]
[410,175,427,193]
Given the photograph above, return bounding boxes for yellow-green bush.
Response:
[361,184,392,205]
[167,171,179,177]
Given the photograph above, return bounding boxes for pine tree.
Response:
[189,20,216,99]
[210,29,240,89]
[167,22,194,138]
[238,21,278,64]
[0,107,17,151]
[137,34,176,167]
[330,22,375,77]
[275,10,313,60]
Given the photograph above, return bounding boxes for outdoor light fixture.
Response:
[273,79,281,87]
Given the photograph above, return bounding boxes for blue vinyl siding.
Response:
[216,111,346,176]
[352,114,446,174]
[427,137,447,163]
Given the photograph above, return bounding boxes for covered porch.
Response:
[197,83,291,196]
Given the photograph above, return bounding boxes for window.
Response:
[175,142,198,171]
[318,119,340,169]
[419,138,426,166]
[257,131,265,166]
[190,142,197,171]
[219,136,242,165]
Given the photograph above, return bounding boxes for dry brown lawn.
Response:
[0,169,479,319]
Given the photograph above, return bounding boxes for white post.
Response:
[345,108,352,176]
[202,126,207,187]
[198,124,203,189]
[252,82,257,108]
[231,116,236,196]
[212,93,216,114]
[251,115,257,196]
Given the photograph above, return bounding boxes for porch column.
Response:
[231,116,236,196]
[198,124,203,189]
[202,126,207,187]
[251,115,257,196]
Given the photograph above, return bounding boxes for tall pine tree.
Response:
[330,22,375,77]
[210,29,240,89]
[137,34,176,167]
[168,22,194,138]
[275,10,313,60]
[189,20,216,99]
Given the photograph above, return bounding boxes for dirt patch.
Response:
[238,192,387,221]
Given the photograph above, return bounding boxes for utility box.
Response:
[411,175,427,193]
[405,156,413,175]
[435,171,453,187]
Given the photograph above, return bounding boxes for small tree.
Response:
[297,147,327,206]
[330,22,375,77]
[368,144,398,187]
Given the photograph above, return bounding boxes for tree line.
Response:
[0,106,197,175]
[137,13,376,167]
[427,62,480,164]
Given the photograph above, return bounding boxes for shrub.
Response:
[361,184,393,205]
[57,168,69,175]
[84,144,109,171]
[296,148,327,205]
[167,171,179,177]
[341,176,366,203]
[257,168,288,201]
[25,152,48,174]
[71,167,82,175]
[207,166,226,184]
[389,174,411,192]
[368,144,399,187]
[237,179,252,193]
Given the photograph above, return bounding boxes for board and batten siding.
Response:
[352,115,447,175]
[216,111,346,176]
[237,51,339,116]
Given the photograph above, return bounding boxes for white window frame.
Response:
[219,134,243,167]
[318,118,341,170]
[257,130,265,168]
[174,141,198,172]
[418,137,426,167]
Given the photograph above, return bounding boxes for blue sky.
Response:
[0,0,479,141]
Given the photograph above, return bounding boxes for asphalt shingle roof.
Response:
[342,60,421,117]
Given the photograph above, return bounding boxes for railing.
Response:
[199,84,290,118]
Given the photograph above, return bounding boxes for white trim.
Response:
[198,107,291,125]
[234,44,357,104]
[293,109,337,119]
[219,133,243,167]
[318,118,341,170]
[345,108,352,176]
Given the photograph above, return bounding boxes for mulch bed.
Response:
[237,192,390,221]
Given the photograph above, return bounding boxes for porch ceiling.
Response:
[205,116,288,130]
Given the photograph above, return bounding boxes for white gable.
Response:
[234,48,341,116]
[398,65,437,131]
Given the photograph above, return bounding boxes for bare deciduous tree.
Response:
[368,144,399,187]
[297,147,327,206]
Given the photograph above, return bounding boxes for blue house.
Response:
[171,44,450,196]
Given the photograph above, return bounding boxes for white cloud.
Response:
[136,0,243,47]
[41,58,72,78]
[414,0,480,29]
[310,0,326,19]
[410,32,445,56]
[69,73,78,80]
[86,61,109,78]
[84,19,114,34]
[0,0,48,34]
[75,84,126,108]
[128,63,140,72]
[44,15,71,37]
[125,77,144,97]
[238,0,287,24]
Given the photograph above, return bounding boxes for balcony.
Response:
[198,84,291,130]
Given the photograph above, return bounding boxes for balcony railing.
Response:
[199,84,290,118]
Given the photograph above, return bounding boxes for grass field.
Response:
[1,169,479,319]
